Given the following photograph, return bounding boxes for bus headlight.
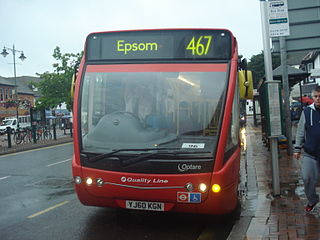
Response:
[198,183,207,193]
[74,176,82,184]
[86,177,93,186]
[212,184,221,193]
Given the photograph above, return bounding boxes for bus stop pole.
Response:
[260,0,281,196]
[270,136,281,195]
[279,37,293,155]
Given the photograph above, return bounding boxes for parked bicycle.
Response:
[36,126,52,141]
[14,127,32,144]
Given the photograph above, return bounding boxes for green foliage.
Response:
[35,47,83,110]
[247,51,281,89]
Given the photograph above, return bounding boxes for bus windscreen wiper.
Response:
[156,136,180,146]
[84,148,180,163]
[121,150,211,167]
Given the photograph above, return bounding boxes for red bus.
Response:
[72,29,252,215]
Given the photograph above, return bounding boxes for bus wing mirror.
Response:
[238,70,253,100]
[238,57,247,70]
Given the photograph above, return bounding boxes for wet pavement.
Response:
[229,116,320,240]
[0,143,233,240]
[3,118,320,239]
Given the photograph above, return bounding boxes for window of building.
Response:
[307,63,315,83]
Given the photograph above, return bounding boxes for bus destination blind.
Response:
[86,30,232,61]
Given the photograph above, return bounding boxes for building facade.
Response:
[0,76,40,121]
[301,51,320,85]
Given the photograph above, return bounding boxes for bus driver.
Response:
[124,80,154,121]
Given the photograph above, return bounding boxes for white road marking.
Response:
[46,158,71,167]
[0,175,11,181]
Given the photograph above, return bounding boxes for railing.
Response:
[0,124,73,152]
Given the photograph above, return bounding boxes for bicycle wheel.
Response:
[36,132,41,141]
[26,131,33,143]
[44,131,52,140]
[14,132,23,144]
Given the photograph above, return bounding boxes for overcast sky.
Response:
[0,0,263,77]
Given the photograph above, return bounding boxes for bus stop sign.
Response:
[268,0,290,37]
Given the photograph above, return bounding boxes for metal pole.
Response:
[299,81,303,113]
[70,122,73,137]
[279,37,293,155]
[53,123,57,140]
[270,136,280,195]
[32,124,37,144]
[260,0,281,196]
[260,0,273,83]
[12,45,19,128]
[6,127,12,148]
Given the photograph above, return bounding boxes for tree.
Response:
[35,47,83,110]
[247,51,281,89]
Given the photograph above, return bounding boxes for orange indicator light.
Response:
[211,184,221,193]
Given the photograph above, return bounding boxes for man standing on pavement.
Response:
[294,85,320,212]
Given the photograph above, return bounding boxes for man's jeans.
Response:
[302,153,320,205]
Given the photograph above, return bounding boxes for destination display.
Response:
[86,29,232,61]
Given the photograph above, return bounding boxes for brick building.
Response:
[0,76,40,121]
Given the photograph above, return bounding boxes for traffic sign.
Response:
[268,0,290,37]
[271,0,320,55]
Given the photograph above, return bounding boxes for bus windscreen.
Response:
[86,29,232,61]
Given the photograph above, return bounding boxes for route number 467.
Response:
[186,36,213,56]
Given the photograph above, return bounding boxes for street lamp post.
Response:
[1,45,26,128]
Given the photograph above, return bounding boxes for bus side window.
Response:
[224,81,240,163]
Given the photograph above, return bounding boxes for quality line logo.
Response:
[121,177,152,184]
[121,177,169,184]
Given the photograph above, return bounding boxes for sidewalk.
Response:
[229,116,320,240]
[0,128,73,155]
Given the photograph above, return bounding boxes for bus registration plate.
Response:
[126,200,164,211]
